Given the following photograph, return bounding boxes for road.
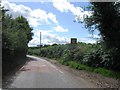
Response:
[8,55,97,88]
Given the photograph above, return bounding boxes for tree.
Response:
[15,16,33,43]
[2,11,33,51]
[2,7,33,75]
[80,2,120,71]
[84,2,120,49]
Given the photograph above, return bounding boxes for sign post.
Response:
[71,38,77,44]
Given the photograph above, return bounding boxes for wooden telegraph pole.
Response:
[40,32,41,53]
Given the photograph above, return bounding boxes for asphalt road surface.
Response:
[9,55,97,88]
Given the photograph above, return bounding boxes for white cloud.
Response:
[47,13,59,25]
[52,0,70,12]
[1,1,59,27]
[1,1,32,18]
[52,0,92,22]
[79,38,96,44]
[53,25,68,32]
[2,1,96,47]
[28,29,69,47]
[2,1,70,47]
[1,1,68,31]
[28,29,97,47]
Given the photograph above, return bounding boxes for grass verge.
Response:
[59,60,120,79]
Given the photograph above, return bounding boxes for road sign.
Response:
[71,38,77,44]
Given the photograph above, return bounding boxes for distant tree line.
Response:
[2,7,33,76]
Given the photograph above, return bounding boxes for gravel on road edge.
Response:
[43,57,120,88]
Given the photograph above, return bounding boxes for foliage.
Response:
[85,2,120,48]
[28,42,120,78]
[2,8,33,76]
[28,42,98,63]
[28,42,113,70]
[2,14,33,50]
[81,2,120,71]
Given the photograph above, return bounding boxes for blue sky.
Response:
[2,0,100,47]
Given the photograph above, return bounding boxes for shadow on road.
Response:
[27,56,37,61]
[2,56,32,88]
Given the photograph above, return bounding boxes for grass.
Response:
[59,60,120,79]
[93,68,120,78]
[68,61,79,69]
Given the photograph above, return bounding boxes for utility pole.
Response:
[40,32,41,53]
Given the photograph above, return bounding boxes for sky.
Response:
[1,0,100,47]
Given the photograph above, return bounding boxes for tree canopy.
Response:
[2,7,33,75]
[84,2,120,49]
[2,9,33,51]
[76,2,120,71]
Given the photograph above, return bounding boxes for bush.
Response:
[59,59,65,65]
[28,42,120,77]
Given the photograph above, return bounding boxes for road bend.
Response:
[8,55,97,88]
